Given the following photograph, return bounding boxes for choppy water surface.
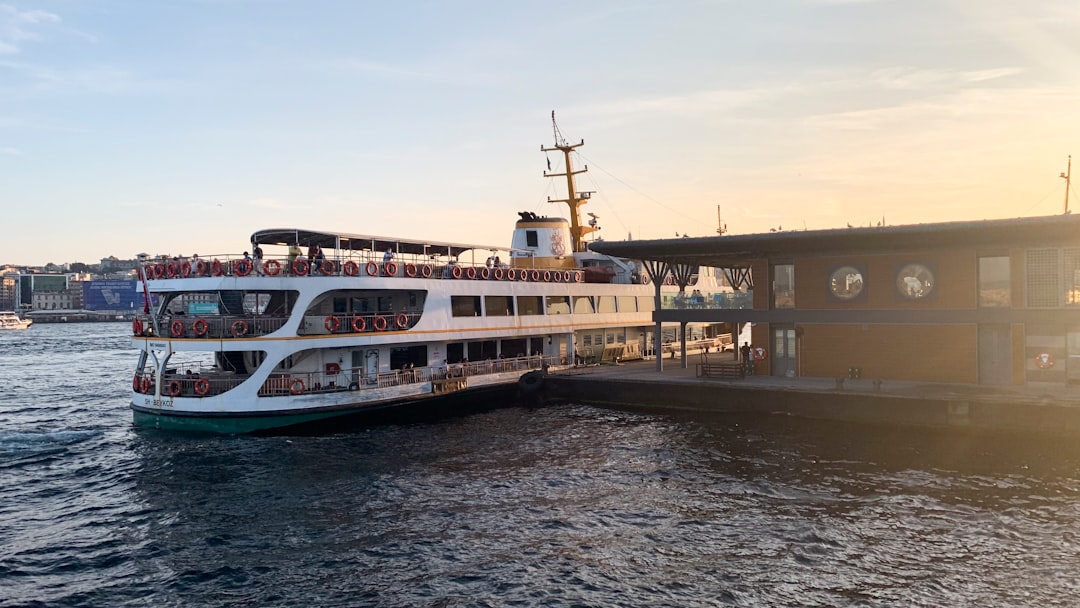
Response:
[3,323,1080,607]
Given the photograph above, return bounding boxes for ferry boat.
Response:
[0,312,32,329]
[129,118,729,433]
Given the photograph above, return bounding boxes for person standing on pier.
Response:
[740,342,753,376]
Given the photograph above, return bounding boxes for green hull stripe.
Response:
[132,408,352,434]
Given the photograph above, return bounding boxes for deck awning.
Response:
[250,228,526,259]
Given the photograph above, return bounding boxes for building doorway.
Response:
[978,324,1011,385]
[771,324,796,377]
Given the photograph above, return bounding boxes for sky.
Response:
[2,0,1079,266]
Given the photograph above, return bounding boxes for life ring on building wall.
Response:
[351,316,366,332]
[1035,353,1055,369]
[321,260,335,275]
[289,379,305,395]
[292,260,309,276]
[324,315,341,333]
[752,347,768,360]
[420,264,432,278]
[132,318,144,336]
[395,313,409,329]
[170,320,184,338]
[365,261,379,276]
[194,378,210,396]
[167,380,181,397]
[230,320,248,337]
[404,263,417,277]
[264,259,282,276]
[192,318,209,336]
[384,261,398,276]
[343,261,359,276]
[373,316,388,331]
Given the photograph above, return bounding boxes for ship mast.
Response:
[542,111,596,253]
[1063,155,1072,214]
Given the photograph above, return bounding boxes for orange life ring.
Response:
[395,313,408,329]
[493,268,504,280]
[167,380,181,397]
[574,270,583,283]
[1035,353,1055,369]
[132,375,141,392]
[192,318,209,336]
[289,379,305,395]
[373,316,388,331]
[480,267,491,280]
[542,270,552,282]
[140,377,151,394]
[384,261,398,276]
[152,263,165,279]
[194,378,210,396]
[451,265,463,279]
[195,260,208,276]
[230,320,248,337]
[235,260,253,276]
[529,269,540,281]
[752,347,768,360]
[351,316,366,332]
[320,260,335,275]
[211,259,223,276]
[180,262,192,277]
[343,261,359,276]
[166,262,179,278]
[132,318,143,336]
[324,315,341,333]
[264,259,282,276]
[405,263,417,277]
[552,271,562,283]
[465,267,477,280]
[420,264,433,278]
[292,259,309,275]
[563,271,572,283]
[170,319,184,338]
[365,261,378,276]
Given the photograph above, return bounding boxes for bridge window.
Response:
[596,295,616,313]
[545,295,571,315]
[526,230,538,247]
[573,296,594,314]
[617,295,637,312]
[772,264,794,309]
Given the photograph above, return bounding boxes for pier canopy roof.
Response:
[588,214,1080,267]
[251,228,523,259]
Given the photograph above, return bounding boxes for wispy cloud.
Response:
[0,4,60,54]
[0,146,21,155]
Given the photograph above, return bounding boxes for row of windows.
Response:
[771,250,1080,309]
[451,294,655,317]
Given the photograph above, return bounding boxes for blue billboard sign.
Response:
[82,280,142,311]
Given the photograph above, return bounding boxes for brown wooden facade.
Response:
[592,214,1080,386]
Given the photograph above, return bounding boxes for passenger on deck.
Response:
[287,243,300,271]
[383,248,395,263]
[252,243,264,275]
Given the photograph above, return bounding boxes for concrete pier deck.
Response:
[545,353,1080,435]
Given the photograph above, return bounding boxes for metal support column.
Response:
[643,259,670,372]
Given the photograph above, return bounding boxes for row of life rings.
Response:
[132,375,210,396]
[154,318,249,338]
[147,259,586,283]
[324,313,409,333]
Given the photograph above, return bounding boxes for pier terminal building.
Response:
[591,214,1080,386]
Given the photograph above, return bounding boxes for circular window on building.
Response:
[896,263,935,299]
[829,266,864,300]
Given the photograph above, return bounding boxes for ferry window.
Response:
[530,337,544,356]
[517,295,544,315]
[637,296,655,312]
[978,256,1011,307]
[572,296,594,314]
[583,334,592,347]
[451,295,481,317]
[1026,249,1059,307]
[526,230,538,247]
[596,295,617,313]
[501,339,528,357]
[772,264,795,309]
[332,297,348,314]
[485,295,514,316]
[447,343,464,364]
[606,332,615,345]
[895,263,935,300]
[828,266,864,301]
[617,295,637,312]
[468,340,496,361]
[1067,249,1080,305]
[351,297,368,313]
[545,295,571,315]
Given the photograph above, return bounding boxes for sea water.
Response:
[2,323,1080,607]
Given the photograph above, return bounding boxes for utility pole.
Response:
[1062,155,1072,214]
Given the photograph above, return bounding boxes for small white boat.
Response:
[0,312,32,330]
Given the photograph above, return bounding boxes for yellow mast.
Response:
[541,112,596,253]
